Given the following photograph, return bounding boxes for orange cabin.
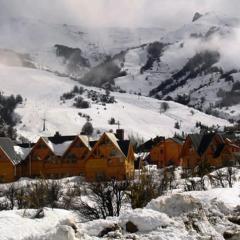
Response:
[149,137,183,168]
[0,138,23,183]
[181,133,239,170]
[22,133,92,179]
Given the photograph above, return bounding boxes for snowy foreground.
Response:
[0,184,239,240]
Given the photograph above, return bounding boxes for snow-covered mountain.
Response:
[1,13,238,140]
[113,12,240,121]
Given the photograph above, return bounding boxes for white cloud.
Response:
[0,0,240,28]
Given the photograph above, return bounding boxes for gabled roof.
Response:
[171,137,185,145]
[62,135,92,158]
[44,135,75,144]
[188,134,203,154]
[14,146,31,160]
[41,133,77,157]
[78,135,91,149]
[118,140,131,157]
[197,133,215,156]
[188,132,225,156]
[89,140,97,148]
[138,136,165,152]
[47,140,73,156]
[213,143,225,158]
[86,132,131,160]
[0,137,22,165]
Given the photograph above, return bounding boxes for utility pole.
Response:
[117,121,121,129]
[42,117,46,132]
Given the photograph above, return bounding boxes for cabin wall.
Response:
[150,140,182,168]
[62,140,90,176]
[85,134,133,181]
[165,140,182,166]
[0,148,16,183]
[181,138,201,169]
[85,157,127,181]
[181,135,236,170]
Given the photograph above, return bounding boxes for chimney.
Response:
[54,131,61,137]
[116,129,124,141]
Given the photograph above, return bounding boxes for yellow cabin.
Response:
[85,132,135,181]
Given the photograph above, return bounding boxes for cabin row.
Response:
[0,130,135,183]
[140,132,240,170]
[0,130,239,183]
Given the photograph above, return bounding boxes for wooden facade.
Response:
[181,133,239,170]
[2,130,238,184]
[62,135,92,176]
[149,138,183,168]
[0,138,22,183]
[85,132,135,181]
[0,147,17,183]
[22,135,92,179]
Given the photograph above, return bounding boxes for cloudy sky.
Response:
[1,0,240,28]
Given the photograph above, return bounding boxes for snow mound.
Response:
[147,194,202,217]
[119,208,173,232]
[0,208,76,240]
[80,218,119,237]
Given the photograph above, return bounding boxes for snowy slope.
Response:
[114,12,240,120]
[0,64,230,141]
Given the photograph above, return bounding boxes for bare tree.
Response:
[226,167,237,188]
[77,179,129,221]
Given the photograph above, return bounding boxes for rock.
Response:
[126,221,138,233]
[98,223,121,237]
[192,12,203,22]
[223,230,240,240]
[228,216,240,225]
[32,208,44,219]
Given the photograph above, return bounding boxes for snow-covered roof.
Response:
[78,135,91,149]
[104,132,123,153]
[47,140,73,156]
[14,146,31,160]
[0,138,22,165]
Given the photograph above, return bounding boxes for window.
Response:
[107,159,113,165]
[110,149,117,157]
[0,176,4,183]
[211,144,217,153]
[96,172,106,181]
[33,154,41,161]
[66,153,77,163]
[75,142,84,148]
[101,138,110,145]
[45,155,53,162]
[38,142,46,149]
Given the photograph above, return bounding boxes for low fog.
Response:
[0,0,240,29]
[0,0,240,72]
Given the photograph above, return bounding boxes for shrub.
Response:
[81,121,94,136]
[174,122,180,129]
[108,117,116,125]
[128,170,158,209]
[73,97,90,109]
[160,102,169,113]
